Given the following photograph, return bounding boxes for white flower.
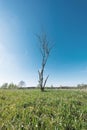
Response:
[36,124,38,127]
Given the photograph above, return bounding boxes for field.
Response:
[0,89,87,130]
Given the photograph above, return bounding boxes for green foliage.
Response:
[8,83,18,89]
[1,83,8,89]
[1,83,18,89]
[0,89,87,130]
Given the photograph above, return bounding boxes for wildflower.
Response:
[21,125,24,128]
[36,124,38,127]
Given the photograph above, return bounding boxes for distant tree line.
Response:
[0,80,26,89]
[77,84,87,89]
[0,82,87,89]
[0,83,18,89]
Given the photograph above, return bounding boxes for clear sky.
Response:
[0,0,87,86]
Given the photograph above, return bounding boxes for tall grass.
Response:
[0,89,87,130]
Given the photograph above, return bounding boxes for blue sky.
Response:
[0,0,87,86]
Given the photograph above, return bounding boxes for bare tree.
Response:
[18,80,26,88]
[36,32,53,91]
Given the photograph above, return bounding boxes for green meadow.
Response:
[0,89,87,130]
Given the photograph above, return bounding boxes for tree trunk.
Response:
[38,69,49,91]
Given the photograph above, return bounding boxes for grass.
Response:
[0,89,87,130]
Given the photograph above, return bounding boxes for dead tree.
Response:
[36,33,53,91]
